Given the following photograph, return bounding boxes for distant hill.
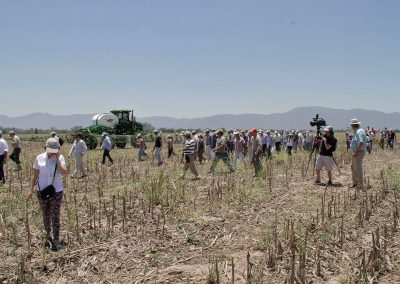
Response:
[1,107,399,130]
[141,107,400,130]
[0,112,94,130]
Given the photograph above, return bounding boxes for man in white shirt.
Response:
[100,133,114,165]
[0,131,9,184]
[68,133,88,178]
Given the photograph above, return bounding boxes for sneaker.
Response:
[315,180,322,185]
[327,180,333,186]
[43,237,53,249]
[349,184,358,188]
[51,240,65,252]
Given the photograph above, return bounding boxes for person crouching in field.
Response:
[28,138,68,251]
[68,133,88,178]
[181,131,200,180]
[315,127,337,186]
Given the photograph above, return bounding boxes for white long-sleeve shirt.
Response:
[69,139,88,156]
[0,138,9,155]
[101,136,113,151]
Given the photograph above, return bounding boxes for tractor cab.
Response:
[110,109,135,135]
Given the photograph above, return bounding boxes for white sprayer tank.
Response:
[92,113,119,128]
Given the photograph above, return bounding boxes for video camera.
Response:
[310,114,326,128]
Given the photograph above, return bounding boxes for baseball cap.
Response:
[46,138,60,153]
[249,128,257,134]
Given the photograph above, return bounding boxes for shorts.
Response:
[315,155,333,171]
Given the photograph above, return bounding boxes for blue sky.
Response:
[1,0,399,118]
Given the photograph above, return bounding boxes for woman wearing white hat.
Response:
[29,138,68,251]
[349,119,367,188]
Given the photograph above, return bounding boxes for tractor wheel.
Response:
[115,143,127,149]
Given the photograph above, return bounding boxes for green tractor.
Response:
[69,109,143,149]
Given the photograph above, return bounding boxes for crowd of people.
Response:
[0,120,397,252]
[135,119,396,183]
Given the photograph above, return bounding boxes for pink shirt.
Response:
[233,137,245,153]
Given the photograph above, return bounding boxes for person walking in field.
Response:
[274,131,282,152]
[265,130,274,159]
[167,135,176,158]
[249,128,262,177]
[136,133,148,161]
[68,133,87,178]
[153,129,163,166]
[8,131,22,171]
[247,130,254,161]
[208,129,235,174]
[349,119,367,188]
[28,138,68,251]
[315,127,337,186]
[50,131,64,147]
[232,131,247,170]
[304,131,313,152]
[0,131,9,185]
[286,134,293,156]
[100,132,114,165]
[181,131,200,180]
[204,129,214,161]
[388,129,396,149]
[197,134,205,164]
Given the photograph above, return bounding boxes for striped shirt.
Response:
[183,139,196,155]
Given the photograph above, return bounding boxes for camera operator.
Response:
[315,126,337,186]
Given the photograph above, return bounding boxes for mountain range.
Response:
[1,107,399,130]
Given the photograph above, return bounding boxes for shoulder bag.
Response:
[39,164,58,199]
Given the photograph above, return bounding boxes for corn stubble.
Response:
[0,137,400,283]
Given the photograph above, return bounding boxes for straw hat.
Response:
[349,118,361,125]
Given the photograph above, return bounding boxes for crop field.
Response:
[1,134,400,283]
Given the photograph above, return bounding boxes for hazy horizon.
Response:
[1,106,399,120]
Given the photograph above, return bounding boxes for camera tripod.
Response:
[305,127,341,178]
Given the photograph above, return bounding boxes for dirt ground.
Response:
[1,138,400,283]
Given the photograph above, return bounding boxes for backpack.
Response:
[58,137,64,146]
